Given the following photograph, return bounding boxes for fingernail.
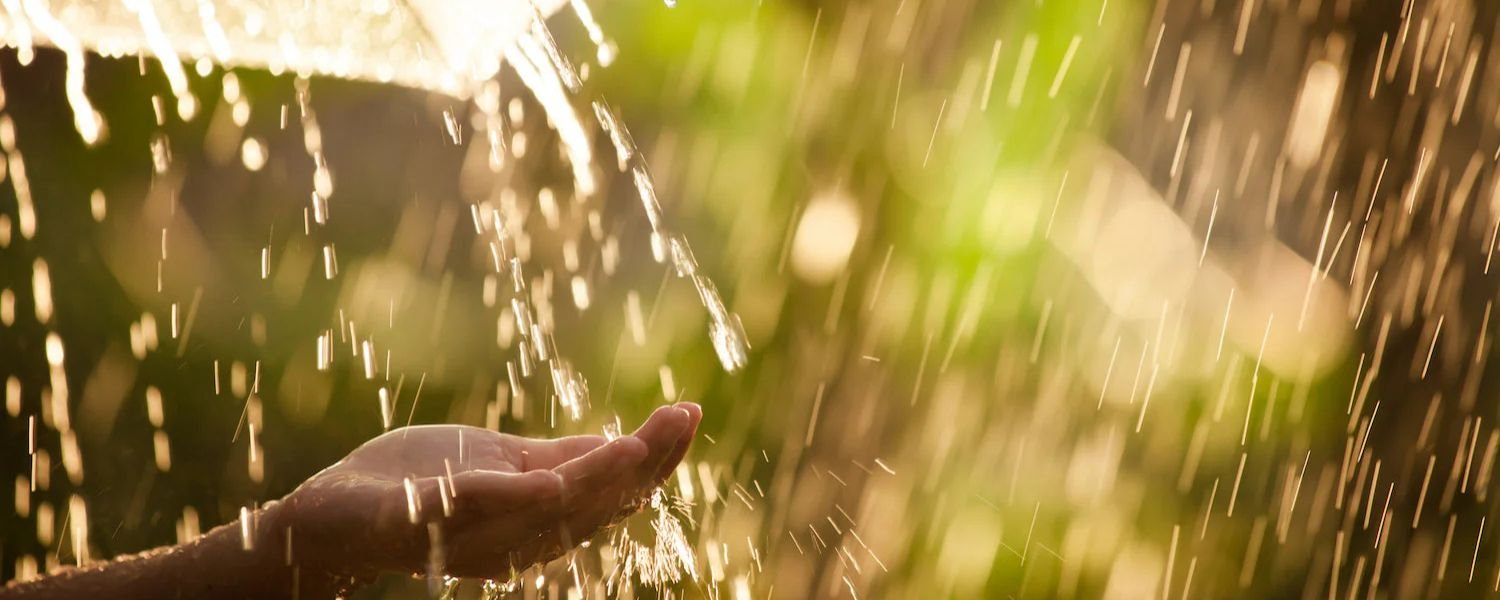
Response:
[674,402,702,422]
[666,407,691,436]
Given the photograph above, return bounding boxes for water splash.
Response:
[594,101,751,372]
[19,0,100,143]
[607,488,699,591]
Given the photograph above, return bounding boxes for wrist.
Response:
[249,501,293,583]
[264,495,381,597]
[252,500,361,598]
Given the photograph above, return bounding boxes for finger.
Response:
[653,402,701,484]
[542,409,691,541]
[450,469,564,507]
[415,469,563,522]
[631,406,693,489]
[515,434,608,471]
[552,436,649,500]
[631,405,692,466]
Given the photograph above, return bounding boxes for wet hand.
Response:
[272,403,701,580]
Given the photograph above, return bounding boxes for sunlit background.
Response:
[1,0,1496,597]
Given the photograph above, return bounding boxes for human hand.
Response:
[269,403,702,582]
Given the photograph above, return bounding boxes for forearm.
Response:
[3,501,352,599]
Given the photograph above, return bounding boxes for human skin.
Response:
[2,403,703,599]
